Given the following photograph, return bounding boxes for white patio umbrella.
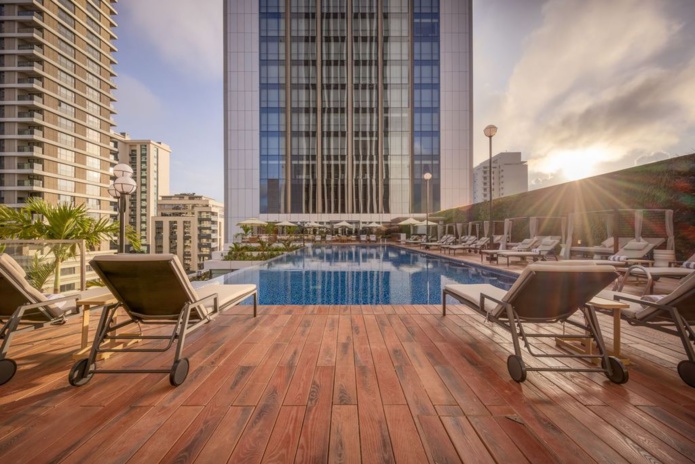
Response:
[334,221,354,228]
[397,218,421,226]
[237,218,267,226]
[305,221,322,228]
[276,220,296,227]
[366,222,382,228]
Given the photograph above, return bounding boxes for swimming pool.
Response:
[215,245,517,305]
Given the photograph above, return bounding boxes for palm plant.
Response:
[0,198,141,293]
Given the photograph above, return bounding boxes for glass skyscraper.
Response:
[225,0,472,241]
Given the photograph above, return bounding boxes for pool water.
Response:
[215,245,517,305]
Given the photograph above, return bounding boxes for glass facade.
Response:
[258,0,440,215]
[260,0,287,214]
[413,0,440,212]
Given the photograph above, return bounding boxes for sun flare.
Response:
[542,146,612,182]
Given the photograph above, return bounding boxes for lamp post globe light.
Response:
[483,125,497,249]
[109,163,137,253]
[423,170,432,240]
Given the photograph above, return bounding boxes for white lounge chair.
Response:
[601,238,665,266]
[442,263,627,383]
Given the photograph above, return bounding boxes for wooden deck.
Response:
[2,296,695,463]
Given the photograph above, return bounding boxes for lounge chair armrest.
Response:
[480,292,506,307]
[190,292,218,307]
[612,293,673,310]
[20,295,79,311]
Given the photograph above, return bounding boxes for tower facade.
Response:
[0,0,118,217]
[224,0,472,240]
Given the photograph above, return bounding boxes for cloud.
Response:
[634,151,671,166]
[476,0,695,187]
[119,0,223,78]
[113,74,164,128]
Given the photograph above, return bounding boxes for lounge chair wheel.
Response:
[507,355,527,383]
[602,357,629,384]
[170,358,189,386]
[68,359,94,387]
[677,360,695,388]
[0,358,17,385]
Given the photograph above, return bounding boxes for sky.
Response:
[114,0,695,202]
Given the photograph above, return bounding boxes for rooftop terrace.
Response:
[2,250,694,463]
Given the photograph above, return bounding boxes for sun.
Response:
[548,147,608,182]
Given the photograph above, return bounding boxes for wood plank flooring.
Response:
[2,299,694,463]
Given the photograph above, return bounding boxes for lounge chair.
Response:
[570,237,632,257]
[369,234,377,242]
[69,254,257,387]
[598,272,695,387]
[601,238,665,266]
[615,253,695,293]
[0,253,110,385]
[448,236,490,255]
[442,263,628,383]
[493,238,561,267]
[422,235,454,250]
[359,234,367,242]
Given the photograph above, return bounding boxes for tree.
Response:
[0,198,141,293]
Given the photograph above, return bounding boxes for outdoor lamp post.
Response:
[484,124,497,248]
[109,163,137,253]
[423,170,432,240]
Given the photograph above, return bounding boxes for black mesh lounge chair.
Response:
[442,263,628,383]
[69,254,257,387]
[0,253,109,385]
[598,272,695,387]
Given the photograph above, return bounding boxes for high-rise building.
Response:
[152,194,224,272]
[473,151,528,203]
[112,132,171,249]
[224,0,473,241]
[0,0,118,219]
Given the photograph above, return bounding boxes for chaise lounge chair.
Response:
[0,253,109,385]
[598,272,695,387]
[442,263,628,383]
[601,237,665,266]
[614,253,695,294]
[448,236,490,255]
[493,238,561,267]
[69,254,257,387]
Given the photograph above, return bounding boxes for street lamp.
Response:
[423,170,432,240]
[109,163,137,253]
[484,124,497,249]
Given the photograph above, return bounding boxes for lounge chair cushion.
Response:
[608,255,628,262]
[541,238,556,246]
[683,262,695,269]
[624,241,648,250]
[196,283,257,310]
[601,237,614,248]
[444,284,506,314]
[0,254,65,318]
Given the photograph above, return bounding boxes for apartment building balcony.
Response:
[16,10,44,22]
[16,178,43,188]
[17,76,42,87]
[17,94,43,106]
[15,27,43,41]
[17,127,43,137]
[16,161,42,171]
[17,109,43,121]
[17,144,43,154]
[17,59,43,69]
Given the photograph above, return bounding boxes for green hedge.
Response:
[437,154,695,260]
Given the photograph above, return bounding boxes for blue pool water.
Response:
[214,245,517,305]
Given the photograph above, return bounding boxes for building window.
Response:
[57,179,74,192]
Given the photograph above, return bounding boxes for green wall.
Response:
[438,154,695,260]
